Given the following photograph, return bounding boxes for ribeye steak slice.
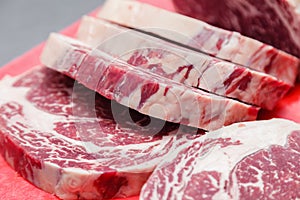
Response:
[41,33,258,131]
[0,66,201,199]
[0,155,57,199]
[172,0,300,59]
[97,0,299,85]
[140,119,300,200]
[76,16,291,110]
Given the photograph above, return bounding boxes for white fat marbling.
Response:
[141,119,300,200]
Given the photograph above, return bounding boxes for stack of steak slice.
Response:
[140,118,300,199]
[76,16,291,110]
[41,33,258,131]
[97,0,299,86]
[172,0,300,59]
[0,66,201,199]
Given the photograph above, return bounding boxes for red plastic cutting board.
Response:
[0,0,299,199]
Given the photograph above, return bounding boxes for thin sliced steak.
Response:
[41,33,258,131]
[172,0,300,58]
[0,66,201,199]
[140,119,300,200]
[76,16,291,110]
[97,0,299,85]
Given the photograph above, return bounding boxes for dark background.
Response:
[0,0,104,67]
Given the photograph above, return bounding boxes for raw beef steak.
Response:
[172,0,300,58]
[140,119,300,200]
[97,0,299,85]
[0,66,201,199]
[41,33,258,131]
[76,16,291,110]
[0,155,58,200]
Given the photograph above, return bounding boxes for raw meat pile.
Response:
[75,17,290,110]
[0,0,300,199]
[41,33,257,131]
